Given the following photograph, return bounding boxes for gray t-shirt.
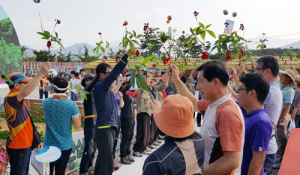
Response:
[264,81,283,154]
[291,89,300,115]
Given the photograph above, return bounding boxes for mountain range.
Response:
[22,42,123,60]
[22,37,300,59]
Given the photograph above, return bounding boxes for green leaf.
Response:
[147,40,160,44]
[133,30,136,37]
[136,74,148,91]
[129,41,135,52]
[96,48,99,56]
[206,30,216,38]
[55,32,58,38]
[190,28,194,34]
[221,44,228,50]
[149,45,162,54]
[183,37,191,45]
[123,38,129,49]
[126,70,135,76]
[200,31,206,40]
[205,24,212,29]
[148,67,163,72]
[132,40,140,45]
[137,34,143,38]
[106,41,110,48]
[130,74,136,88]
[188,40,193,50]
[199,22,205,29]
[100,47,105,53]
[142,55,155,65]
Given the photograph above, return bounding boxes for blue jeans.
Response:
[264,153,276,175]
[295,115,300,128]
[71,92,78,101]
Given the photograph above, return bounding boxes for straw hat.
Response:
[279,69,296,86]
[153,94,195,138]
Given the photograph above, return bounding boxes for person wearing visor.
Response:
[43,76,81,175]
[2,62,50,175]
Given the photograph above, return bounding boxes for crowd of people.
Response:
[2,51,300,175]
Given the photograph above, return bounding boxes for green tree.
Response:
[0,38,22,73]
[139,27,160,57]
[74,46,99,62]
[32,50,56,62]
[21,46,27,57]
[57,52,72,62]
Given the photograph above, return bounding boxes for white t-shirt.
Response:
[70,78,80,94]
[264,82,283,154]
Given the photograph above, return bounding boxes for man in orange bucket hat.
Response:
[143,94,204,175]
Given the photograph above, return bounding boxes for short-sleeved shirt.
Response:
[4,92,33,149]
[291,89,300,115]
[241,109,272,175]
[281,85,295,107]
[43,93,79,151]
[264,82,283,154]
[197,94,245,175]
[143,132,204,175]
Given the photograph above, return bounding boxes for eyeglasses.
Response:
[237,88,247,93]
[255,67,266,71]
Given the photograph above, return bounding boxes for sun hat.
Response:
[2,72,33,86]
[153,94,195,138]
[81,73,95,87]
[279,69,296,86]
[294,75,300,82]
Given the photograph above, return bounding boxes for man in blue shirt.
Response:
[93,49,136,175]
[43,77,81,175]
[238,73,272,175]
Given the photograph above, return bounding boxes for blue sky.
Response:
[0,6,8,20]
[1,0,300,50]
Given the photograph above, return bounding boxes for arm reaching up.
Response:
[17,62,51,102]
[169,64,199,112]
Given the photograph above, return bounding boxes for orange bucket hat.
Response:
[153,94,195,138]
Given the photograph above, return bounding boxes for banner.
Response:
[23,62,87,76]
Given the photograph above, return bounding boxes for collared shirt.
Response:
[281,84,295,107]
[4,91,33,149]
[264,82,283,154]
[197,94,245,175]
[143,132,204,175]
[241,109,272,175]
[43,93,79,150]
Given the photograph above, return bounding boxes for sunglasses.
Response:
[19,82,28,85]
